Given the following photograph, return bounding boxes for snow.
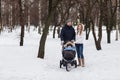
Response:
[0,27,120,80]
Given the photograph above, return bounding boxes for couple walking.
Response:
[60,19,85,67]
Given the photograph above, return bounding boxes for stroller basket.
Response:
[62,50,76,61]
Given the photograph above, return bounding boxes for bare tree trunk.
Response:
[85,21,91,40]
[53,25,56,38]
[96,1,103,50]
[119,0,120,36]
[116,0,120,41]
[38,25,42,34]
[38,0,60,59]
[0,0,2,33]
[91,0,103,50]
[27,8,30,32]
[38,0,53,59]
[84,0,95,40]
[116,25,119,40]
[38,0,41,34]
[97,17,102,50]
[119,25,120,37]
[57,26,60,38]
[91,17,102,50]
[106,0,112,43]
[106,27,111,43]
[106,0,117,43]
[19,0,25,46]
[38,13,52,58]
[10,5,13,32]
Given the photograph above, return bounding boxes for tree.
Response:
[90,0,103,50]
[105,0,118,43]
[116,0,120,41]
[19,0,25,46]
[0,0,2,33]
[38,0,42,34]
[38,0,61,59]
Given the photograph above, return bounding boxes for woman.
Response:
[75,23,85,67]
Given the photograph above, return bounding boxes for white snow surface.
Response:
[0,27,120,80]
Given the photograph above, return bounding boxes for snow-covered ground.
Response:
[0,27,120,80]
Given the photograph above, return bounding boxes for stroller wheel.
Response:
[60,60,62,68]
[66,63,71,71]
[74,60,77,68]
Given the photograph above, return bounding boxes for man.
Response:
[60,19,76,45]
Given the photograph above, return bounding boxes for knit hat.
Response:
[66,19,72,23]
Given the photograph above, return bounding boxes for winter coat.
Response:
[75,32,84,44]
[60,24,75,42]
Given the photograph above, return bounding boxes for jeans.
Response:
[75,44,84,59]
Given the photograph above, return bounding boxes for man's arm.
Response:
[60,28,64,41]
[72,28,76,41]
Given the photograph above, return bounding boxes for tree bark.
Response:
[19,0,25,46]
[106,1,112,43]
[53,25,57,38]
[57,26,60,38]
[116,0,119,41]
[91,0,103,50]
[85,21,91,40]
[91,18,102,50]
[106,0,118,43]
[38,0,60,59]
[116,25,119,41]
[38,0,41,34]
[97,10,102,50]
[107,27,111,43]
[9,4,13,32]
[0,0,2,33]
[27,8,30,32]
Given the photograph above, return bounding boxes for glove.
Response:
[61,41,64,45]
[71,40,75,43]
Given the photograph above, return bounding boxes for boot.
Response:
[81,58,85,67]
[77,58,81,66]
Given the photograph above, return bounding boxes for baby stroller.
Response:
[60,41,77,71]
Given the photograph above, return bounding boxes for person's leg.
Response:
[75,44,81,66]
[79,44,85,67]
[75,44,80,57]
[80,44,84,58]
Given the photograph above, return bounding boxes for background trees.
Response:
[0,0,2,33]
[0,0,120,58]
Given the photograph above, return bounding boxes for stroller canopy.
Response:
[64,46,76,51]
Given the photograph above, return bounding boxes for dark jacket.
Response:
[60,24,75,42]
